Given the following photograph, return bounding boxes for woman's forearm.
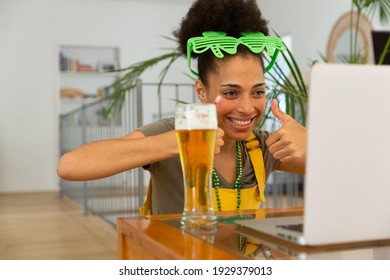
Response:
[57,130,178,181]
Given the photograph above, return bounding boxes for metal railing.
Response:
[59,81,144,226]
[59,80,303,227]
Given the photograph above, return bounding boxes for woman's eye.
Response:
[254,90,266,97]
[223,91,237,97]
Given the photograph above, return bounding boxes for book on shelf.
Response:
[59,51,98,72]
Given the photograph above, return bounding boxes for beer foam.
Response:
[175,104,217,130]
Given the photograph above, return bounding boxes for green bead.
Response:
[212,141,243,212]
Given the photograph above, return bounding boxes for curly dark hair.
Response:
[173,0,269,83]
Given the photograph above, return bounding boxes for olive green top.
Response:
[137,118,280,214]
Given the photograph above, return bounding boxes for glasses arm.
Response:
[187,43,201,78]
[264,49,280,73]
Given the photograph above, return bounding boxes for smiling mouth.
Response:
[229,117,256,126]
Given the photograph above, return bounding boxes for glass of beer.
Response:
[175,103,218,231]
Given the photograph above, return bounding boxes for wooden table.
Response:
[116,207,390,260]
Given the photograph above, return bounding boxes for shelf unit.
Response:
[59,45,120,115]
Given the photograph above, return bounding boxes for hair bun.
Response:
[173,0,269,57]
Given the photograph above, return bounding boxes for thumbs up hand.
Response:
[265,99,306,173]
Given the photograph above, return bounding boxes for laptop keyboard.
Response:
[277,223,304,233]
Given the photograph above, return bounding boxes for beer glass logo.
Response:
[175,104,217,130]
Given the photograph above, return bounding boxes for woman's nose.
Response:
[236,95,255,114]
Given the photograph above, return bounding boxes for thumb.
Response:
[271,99,289,125]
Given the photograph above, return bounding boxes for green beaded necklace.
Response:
[212,141,243,211]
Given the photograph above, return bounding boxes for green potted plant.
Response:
[348,0,390,63]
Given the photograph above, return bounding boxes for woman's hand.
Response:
[213,95,225,154]
[215,127,224,154]
[266,99,306,174]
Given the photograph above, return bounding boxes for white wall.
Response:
[0,0,387,192]
[0,0,192,192]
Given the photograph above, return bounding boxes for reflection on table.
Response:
[116,207,390,260]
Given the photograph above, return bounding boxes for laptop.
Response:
[236,63,390,246]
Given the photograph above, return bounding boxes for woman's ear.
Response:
[195,79,207,103]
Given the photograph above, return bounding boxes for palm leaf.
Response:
[105,50,181,117]
[378,36,390,64]
[263,32,308,127]
[357,0,390,25]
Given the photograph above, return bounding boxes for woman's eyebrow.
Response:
[220,83,241,88]
[220,83,266,88]
[254,83,266,87]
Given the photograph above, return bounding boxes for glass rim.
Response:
[175,103,217,130]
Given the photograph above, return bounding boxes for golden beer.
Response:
[177,129,216,211]
[175,104,217,230]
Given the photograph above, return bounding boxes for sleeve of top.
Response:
[136,118,175,137]
[135,118,175,171]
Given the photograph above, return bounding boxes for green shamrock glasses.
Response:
[187,31,286,77]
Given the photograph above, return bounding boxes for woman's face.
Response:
[197,54,266,141]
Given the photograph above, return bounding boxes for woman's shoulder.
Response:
[136,117,175,136]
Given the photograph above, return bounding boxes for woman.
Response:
[57,0,306,214]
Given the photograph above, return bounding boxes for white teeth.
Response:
[231,119,251,126]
